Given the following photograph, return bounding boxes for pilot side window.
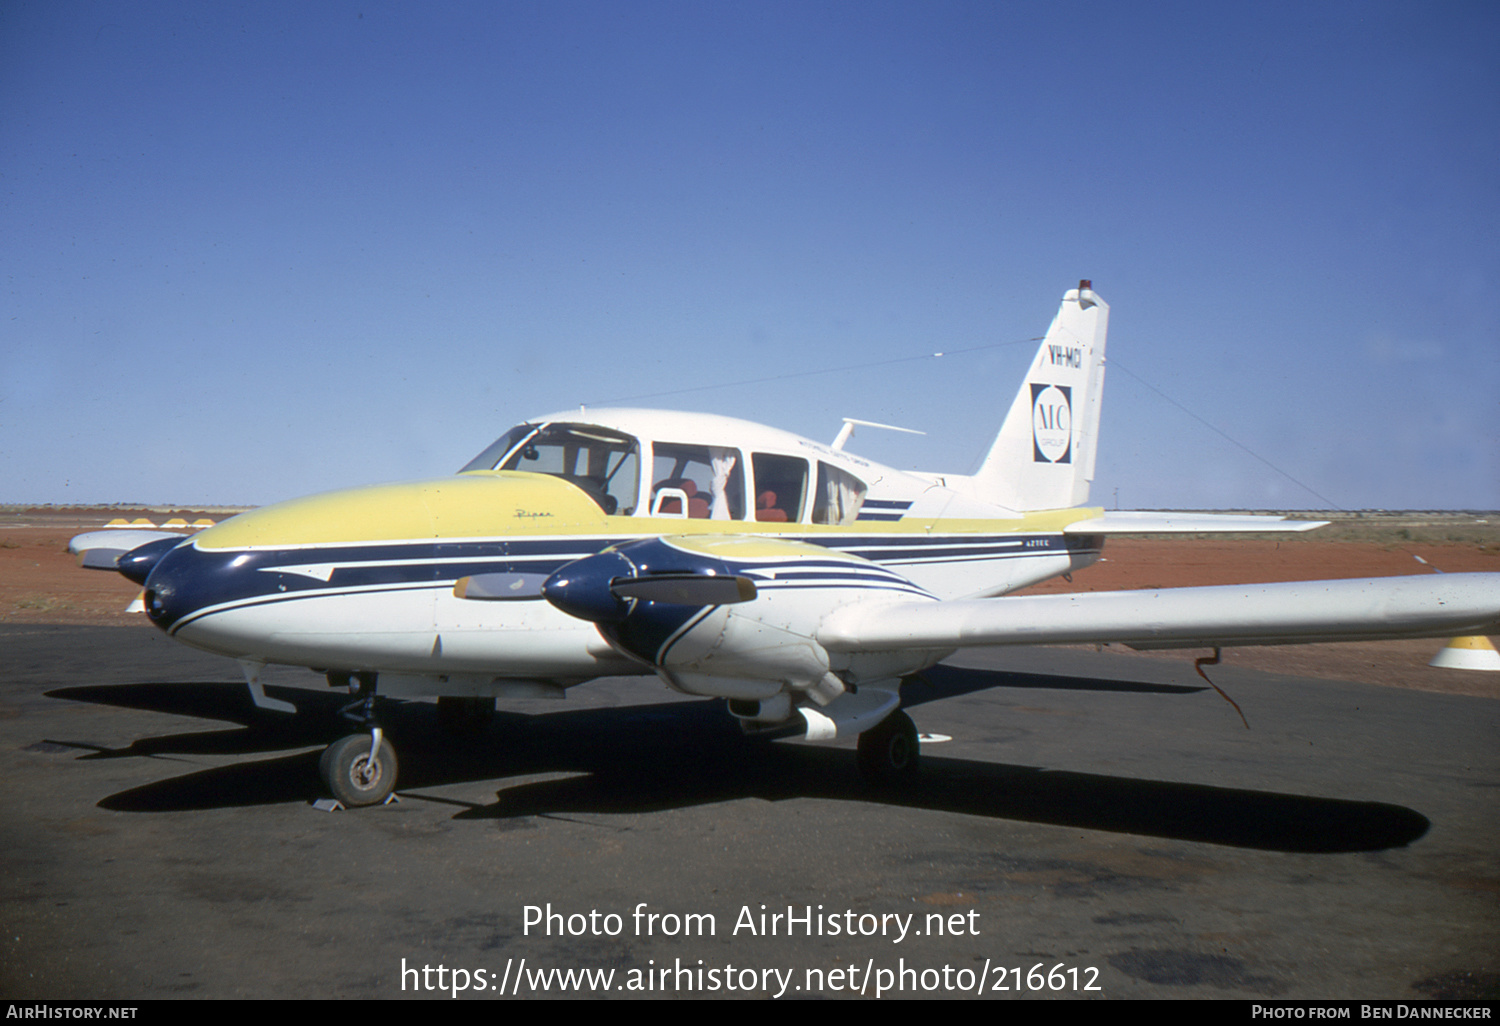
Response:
[461,423,641,515]
[649,444,745,520]
[751,453,807,523]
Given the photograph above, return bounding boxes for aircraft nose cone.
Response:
[542,551,635,623]
[117,536,186,586]
[137,539,222,631]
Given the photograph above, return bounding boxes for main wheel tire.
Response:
[320,733,399,807]
[857,710,920,785]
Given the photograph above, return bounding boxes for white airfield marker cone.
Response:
[1429,635,1500,671]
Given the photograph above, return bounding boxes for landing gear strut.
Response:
[320,671,398,806]
[856,709,920,785]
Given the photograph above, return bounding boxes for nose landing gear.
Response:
[319,730,399,807]
[320,671,399,807]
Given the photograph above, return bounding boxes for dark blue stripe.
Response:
[167,582,446,635]
[156,530,1094,629]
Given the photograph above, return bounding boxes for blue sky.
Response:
[3,1,1496,509]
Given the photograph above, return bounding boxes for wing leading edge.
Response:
[1062,511,1328,534]
[818,573,1500,652]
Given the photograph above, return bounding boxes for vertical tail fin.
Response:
[972,281,1109,511]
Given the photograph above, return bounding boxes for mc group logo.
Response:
[1031,383,1072,463]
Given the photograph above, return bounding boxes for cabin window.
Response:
[461,423,641,515]
[812,462,868,525]
[649,444,745,519]
[751,453,807,523]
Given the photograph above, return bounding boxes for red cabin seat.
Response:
[656,479,711,519]
[755,490,788,522]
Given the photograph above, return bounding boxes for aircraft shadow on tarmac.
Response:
[44,664,1429,855]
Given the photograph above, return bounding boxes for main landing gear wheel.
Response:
[857,709,920,785]
[320,733,399,807]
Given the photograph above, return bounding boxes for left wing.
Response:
[818,574,1500,652]
[69,529,190,570]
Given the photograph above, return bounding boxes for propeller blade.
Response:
[610,573,756,605]
[77,548,128,570]
[453,572,550,600]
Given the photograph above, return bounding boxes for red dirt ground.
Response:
[3,510,1496,698]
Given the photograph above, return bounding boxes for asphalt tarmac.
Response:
[1,624,1495,1000]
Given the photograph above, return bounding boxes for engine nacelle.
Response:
[542,535,944,703]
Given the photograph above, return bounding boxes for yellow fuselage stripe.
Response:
[195,471,1101,550]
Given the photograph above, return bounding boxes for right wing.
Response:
[819,574,1500,653]
[1062,511,1328,534]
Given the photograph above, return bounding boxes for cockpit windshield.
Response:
[460,423,641,515]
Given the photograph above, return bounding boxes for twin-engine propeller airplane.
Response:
[73,282,1500,807]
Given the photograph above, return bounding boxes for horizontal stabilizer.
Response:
[820,574,1500,652]
[1063,512,1328,534]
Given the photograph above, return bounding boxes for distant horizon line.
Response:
[3,503,1495,518]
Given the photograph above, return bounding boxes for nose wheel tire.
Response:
[320,733,399,807]
[856,709,920,785]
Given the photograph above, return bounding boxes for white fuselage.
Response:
[143,412,1104,698]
